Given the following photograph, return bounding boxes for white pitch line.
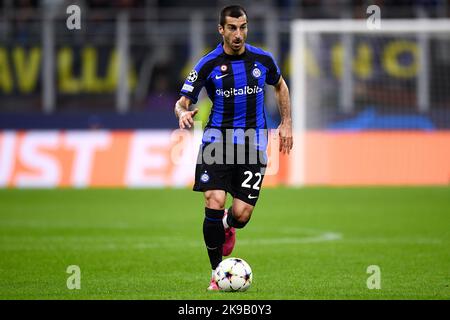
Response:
[133,231,343,249]
[0,230,343,251]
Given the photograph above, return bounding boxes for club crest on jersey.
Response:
[187,70,198,82]
[220,64,228,72]
[252,67,261,78]
[200,172,210,183]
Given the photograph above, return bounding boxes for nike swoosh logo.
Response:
[248,195,258,199]
[215,74,228,80]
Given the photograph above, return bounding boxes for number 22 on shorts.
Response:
[241,171,262,190]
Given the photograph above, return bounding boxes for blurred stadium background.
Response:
[0,0,449,187]
[0,0,449,300]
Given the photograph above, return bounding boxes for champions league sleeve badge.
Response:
[187,70,198,82]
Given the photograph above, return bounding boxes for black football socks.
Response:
[226,206,249,229]
[203,208,225,270]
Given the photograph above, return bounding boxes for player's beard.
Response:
[232,41,242,51]
[228,38,244,54]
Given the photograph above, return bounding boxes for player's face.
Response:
[219,15,248,54]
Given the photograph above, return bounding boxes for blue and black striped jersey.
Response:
[180,43,281,130]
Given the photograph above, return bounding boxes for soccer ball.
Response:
[214,257,253,292]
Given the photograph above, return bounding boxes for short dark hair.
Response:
[219,5,247,27]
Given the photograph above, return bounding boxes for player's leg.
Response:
[203,190,227,290]
[221,197,254,256]
[192,140,233,289]
[223,158,266,256]
[227,160,265,229]
[203,190,227,269]
[225,197,254,229]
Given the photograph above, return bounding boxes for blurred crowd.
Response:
[1,0,449,129]
[5,0,450,17]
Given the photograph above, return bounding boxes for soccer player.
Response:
[174,5,293,290]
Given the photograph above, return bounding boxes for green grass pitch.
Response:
[0,187,449,300]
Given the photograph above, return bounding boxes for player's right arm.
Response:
[176,50,218,129]
[174,96,198,129]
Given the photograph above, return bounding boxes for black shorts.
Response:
[193,142,267,206]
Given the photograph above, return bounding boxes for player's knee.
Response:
[204,190,226,210]
[237,210,252,224]
[233,205,253,226]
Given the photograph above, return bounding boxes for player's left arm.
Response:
[273,76,293,154]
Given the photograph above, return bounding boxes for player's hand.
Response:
[178,108,199,129]
[277,121,293,154]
